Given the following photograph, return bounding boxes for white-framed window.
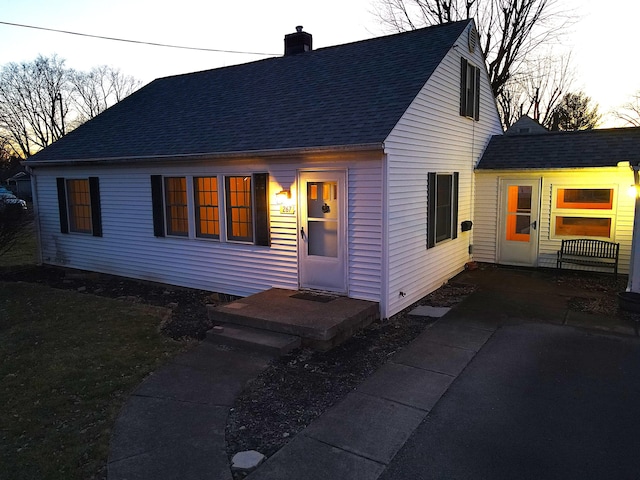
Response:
[56,177,102,236]
[551,186,616,239]
[150,173,270,246]
[460,58,480,120]
[427,172,459,248]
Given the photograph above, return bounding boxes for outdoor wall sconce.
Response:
[461,220,473,232]
[275,189,291,205]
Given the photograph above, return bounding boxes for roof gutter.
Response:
[24,143,384,168]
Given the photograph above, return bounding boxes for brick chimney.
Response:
[284,26,312,56]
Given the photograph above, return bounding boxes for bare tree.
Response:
[499,52,574,128]
[71,66,141,123]
[0,56,141,158]
[373,0,575,125]
[550,91,601,131]
[0,55,72,158]
[615,91,640,127]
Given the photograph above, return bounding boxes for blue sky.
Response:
[1,0,638,126]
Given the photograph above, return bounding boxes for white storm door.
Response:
[298,171,347,293]
[498,179,541,267]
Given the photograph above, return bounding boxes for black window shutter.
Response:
[474,67,481,121]
[460,58,468,117]
[89,177,102,237]
[56,177,69,234]
[253,173,270,246]
[427,172,436,249]
[150,175,165,237]
[452,172,459,240]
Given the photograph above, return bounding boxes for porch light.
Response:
[628,185,639,198]
[275,189,291,205]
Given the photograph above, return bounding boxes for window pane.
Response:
[226,176,253,242]
[67,179,92,234]
[557,189,613,210]
[165,177,188,236]
[555,216,611,237]
[194,177,219,238]
[435,175,452,242]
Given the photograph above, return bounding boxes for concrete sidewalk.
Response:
[108,267,640,479]
[107,344,272,480]
[247,267,640,479]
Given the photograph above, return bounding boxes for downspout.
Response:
[25,165,43,265]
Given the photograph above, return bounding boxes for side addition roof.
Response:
[477,127,640,170]
[29,20,472,164]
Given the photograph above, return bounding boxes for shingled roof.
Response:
[477,127,640,170]
[28,20,472,163]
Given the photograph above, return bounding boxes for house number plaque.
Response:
[280,205,295,215]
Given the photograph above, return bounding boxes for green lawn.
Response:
[0,282,191,479]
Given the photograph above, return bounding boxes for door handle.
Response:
[531,220,537,230]
[300,226,306,240]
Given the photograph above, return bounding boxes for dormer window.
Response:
[460,58,480,120]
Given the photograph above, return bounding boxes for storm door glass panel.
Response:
[506,185,532,242]
[67,179,92,233]
[307,181,338,257]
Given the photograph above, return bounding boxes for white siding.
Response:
[474,168,635,274]
[32,154,383,301]
[382,28,503,317]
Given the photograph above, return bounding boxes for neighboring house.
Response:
[6,170,32,201]
[25,20,502,318]
[474,125,640,273]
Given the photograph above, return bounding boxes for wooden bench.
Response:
[556,239,620,276]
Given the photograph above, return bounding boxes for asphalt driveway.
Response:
[380,322,640,480]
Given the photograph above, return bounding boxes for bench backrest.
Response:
[560,239,619,259]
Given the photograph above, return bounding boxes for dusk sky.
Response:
[1,0,638,126]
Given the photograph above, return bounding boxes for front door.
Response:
[498,179,541,266]
[298,171,347,293]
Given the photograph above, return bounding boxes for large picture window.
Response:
[150,174,269,246]
[552,186,615,239]
[56,177,102,236]
[427,172,459,248]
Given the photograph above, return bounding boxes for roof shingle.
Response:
[477,127,640,170]
[30,21,471,163]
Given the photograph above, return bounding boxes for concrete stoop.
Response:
[206,323,301,356]
[206,288,380,353]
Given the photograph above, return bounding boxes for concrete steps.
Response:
[206,288,380,352]
[206,323,301,356]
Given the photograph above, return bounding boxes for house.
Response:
[6,170,32,201]
[474,125,640,273]
[25,20,502,319]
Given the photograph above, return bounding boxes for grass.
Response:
[0,220,37,267]
[0,282,191,479]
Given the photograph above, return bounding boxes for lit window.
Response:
[194,177,219,238]
[67,179,92,234]
[556,188,613,210]
[56,177,102,236]
[552,187,615,239]
[226,176,253,242]
[164,177,188,236]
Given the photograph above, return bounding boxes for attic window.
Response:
[460,58,480,120]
